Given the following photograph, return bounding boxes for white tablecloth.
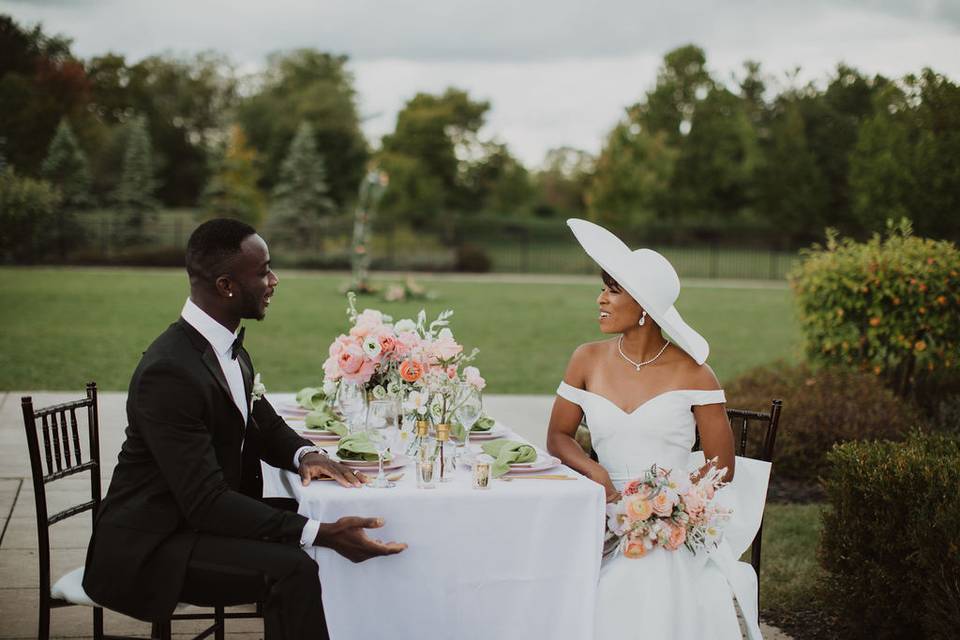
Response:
[261,399,606,640]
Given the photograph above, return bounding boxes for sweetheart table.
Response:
[261,394,606,640]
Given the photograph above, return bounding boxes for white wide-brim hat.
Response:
[567,218,710,365]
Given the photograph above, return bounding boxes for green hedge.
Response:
[789,220,960,402]
[725,362,921,484]
[820,433,960,639]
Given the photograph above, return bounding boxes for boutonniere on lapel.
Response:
[251,373,266,403]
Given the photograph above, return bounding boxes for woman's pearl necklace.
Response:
[617,336,670,372]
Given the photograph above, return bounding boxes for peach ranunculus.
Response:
[651,491,676,518]
[463,366,486,390]
[663,522,687,551]
[399,359,424,383]
[430,328,463,362]
[623,539,648,559]
[625,495,653,523]
[338,343,376,384]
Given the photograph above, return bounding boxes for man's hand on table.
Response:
[314,516,408,562]
[298,451,367,488]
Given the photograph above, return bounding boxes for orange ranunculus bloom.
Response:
[915,341,927,352]
[869,317,881,327]
[623,539,648,559]
[399,359,424,383]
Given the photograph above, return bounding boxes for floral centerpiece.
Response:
[319,293,486,425]
[605,462,732,559]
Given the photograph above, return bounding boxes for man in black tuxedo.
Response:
[83,218,406,639]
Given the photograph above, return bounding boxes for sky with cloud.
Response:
[3,0,958,166]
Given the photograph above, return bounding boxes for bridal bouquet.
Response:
[605,463,731,559]
[321,292,485,416]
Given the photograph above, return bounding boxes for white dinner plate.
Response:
[277,402,310,418]
[505,455,563,474]
[455,424,507,441]
[332,453,409,471]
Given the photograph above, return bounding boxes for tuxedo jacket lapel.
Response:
[237,350,254,418]
[177,319,246,427]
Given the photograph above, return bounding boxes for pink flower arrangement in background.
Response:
[605,463,731,560]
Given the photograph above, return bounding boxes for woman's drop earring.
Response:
[638,310,647,326]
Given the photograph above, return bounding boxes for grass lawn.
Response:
[758,503,824,616]
[2,267,800,392]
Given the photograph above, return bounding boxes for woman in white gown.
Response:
[547,219,765,640]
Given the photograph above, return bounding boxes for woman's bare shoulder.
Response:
[565,340,613,384]
[667,346,722,391]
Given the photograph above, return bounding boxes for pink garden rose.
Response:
[338,343,376,384]
[349,309,386,339]
[328,334,355,359]
[322,355,341,380]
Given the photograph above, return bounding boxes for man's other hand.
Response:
[313,516,407,563]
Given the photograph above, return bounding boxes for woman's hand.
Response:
[586,465,620,503]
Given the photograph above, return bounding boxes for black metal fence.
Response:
[9,213,800,281]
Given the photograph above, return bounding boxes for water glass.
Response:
[453,383,483,459]
[335,383,366,433]
[367,399,398,489]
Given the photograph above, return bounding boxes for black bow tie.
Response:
[231,327,245,360]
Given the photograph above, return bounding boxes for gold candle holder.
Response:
[473,461,491,489]
[417,459,436,489]
[435,423,450,481]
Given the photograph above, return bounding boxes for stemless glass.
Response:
[366,399,398,488]
[453,383,483,462]
[335,383,366,433]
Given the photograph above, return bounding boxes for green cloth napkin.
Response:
[481,439,537,477]
[336,433,391,462]
[295,387,327,410]
[450,414,496,441]
[304,406,347,436]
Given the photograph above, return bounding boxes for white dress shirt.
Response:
[180,298,321,547]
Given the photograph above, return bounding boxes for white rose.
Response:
[362,336,382,359]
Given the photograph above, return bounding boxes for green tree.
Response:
[849,70,960,241]
[0,166,60,262]
[755,99,829,242]
[463,142,534,215]
[41,118,92,210]
[669,86,758,228]
[379,88,490,226]
[634,44,713,144]
[237,50,367,208]
[84,52,238,206]
[0,16,90,175]
[112,115,159,239]
[269,121,335,243]
[201,125,266,226]
[587,122,676,230]
[796,65,887,235]
[532,147,594,218]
